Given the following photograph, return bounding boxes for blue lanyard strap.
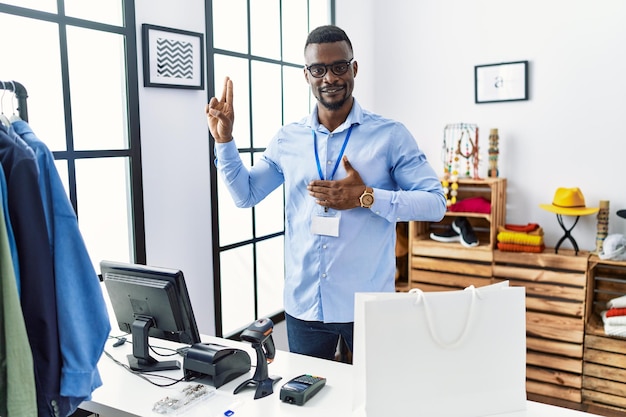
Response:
[313,125,354,181]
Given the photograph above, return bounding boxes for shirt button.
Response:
[376,211,381,215]
[322,273,327,278]
[322,245,327,249]
[327,160,332,165]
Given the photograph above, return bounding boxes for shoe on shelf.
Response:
[451,217,479,248]
[429,225,460,243]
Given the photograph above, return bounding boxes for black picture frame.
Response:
[142,24,204,90]
[474,61,528,103]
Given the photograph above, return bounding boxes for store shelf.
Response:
[583,257,626,415]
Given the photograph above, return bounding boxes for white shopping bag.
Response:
[353,281,527,417]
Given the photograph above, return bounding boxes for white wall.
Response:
[135,0,215,335]
[337,0,626,252]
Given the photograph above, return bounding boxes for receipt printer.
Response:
[183,343,251,388]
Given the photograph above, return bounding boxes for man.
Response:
[207,25,446,360]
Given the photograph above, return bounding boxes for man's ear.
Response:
[304,67,311,84]
[352,60,358,77]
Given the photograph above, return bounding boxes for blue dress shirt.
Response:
[215,99,446,323]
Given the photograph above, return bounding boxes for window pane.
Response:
[221,245,255,335]
[218,155,253,246]
[253,152,284,238]
[309,0,331,30]
[250,61,281,148]
[257,237,285,319]
[281,0,309,64]
[250,0,280,60]
[0,14,65,151]
[212,0,248,53]
[67,26,128,151]
[283,65,310,126]
[75,157,132,273]
[0,0,56,13]
[218,181,253,246]
[214,54,251,148]
[64,0,123,26]
[54,159,70,198]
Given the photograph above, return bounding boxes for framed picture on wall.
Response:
[142,24,205,89]
[474,61,528,103]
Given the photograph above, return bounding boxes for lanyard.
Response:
[313,125,353,181]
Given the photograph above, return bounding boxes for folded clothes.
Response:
[602,310,626,326]
[448,197,491,214]
[602,311,626,337]
[504,223,540,233]
[606,307,626,317]
[497,242,546,253]
[608,294,626,309]
[497,231,544,246]
[498,226,544,236]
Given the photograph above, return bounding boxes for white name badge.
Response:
[311,211,340,237]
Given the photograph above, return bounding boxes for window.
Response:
[208,0,334,336]
[0,1,144,269]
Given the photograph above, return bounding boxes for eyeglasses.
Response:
[305,58,353,78]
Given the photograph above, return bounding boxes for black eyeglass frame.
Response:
[305,58,354,78]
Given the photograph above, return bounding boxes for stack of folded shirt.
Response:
[497,223,545,253]
[601,295,626,338]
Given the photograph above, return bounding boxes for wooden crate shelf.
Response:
[583,257,626,415]
[406,177,506,292]
[493,249,589,406]
[411,177,506,253]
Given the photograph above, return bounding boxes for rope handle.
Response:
[408,286,480,349]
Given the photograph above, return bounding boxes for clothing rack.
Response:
[0,80,29,122]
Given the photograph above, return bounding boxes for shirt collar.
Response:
[306,98,363,133]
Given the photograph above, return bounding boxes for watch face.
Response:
[361,194,374,206]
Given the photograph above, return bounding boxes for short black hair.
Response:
[304,25,353,54]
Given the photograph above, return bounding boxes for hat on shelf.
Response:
[617,209,626,219]
[539,187,599,216]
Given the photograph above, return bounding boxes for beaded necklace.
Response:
[442,124,480,206]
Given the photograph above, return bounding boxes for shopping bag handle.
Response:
[408,286,479,349]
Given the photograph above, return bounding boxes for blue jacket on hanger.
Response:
[12,120,110,414]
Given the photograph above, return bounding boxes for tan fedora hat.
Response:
[539,187,599,216]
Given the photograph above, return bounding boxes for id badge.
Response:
[311,209,341,237]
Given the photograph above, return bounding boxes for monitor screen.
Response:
[101,260,201,372]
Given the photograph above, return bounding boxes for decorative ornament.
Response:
[595,200,610,254]
[488,128,499,178]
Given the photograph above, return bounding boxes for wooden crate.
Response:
[409,249,493,291]
[493,249,589,407]
[583,257,626,415]
[407,177,505,291]
[411,177,506,253]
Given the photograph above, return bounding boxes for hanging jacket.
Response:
[12,120,110,414]
[0,123,68,417]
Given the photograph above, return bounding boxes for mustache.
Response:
[319,84,344,93]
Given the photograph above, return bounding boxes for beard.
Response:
[316,87,350,111]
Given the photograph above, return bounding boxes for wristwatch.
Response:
[359,187,375,209]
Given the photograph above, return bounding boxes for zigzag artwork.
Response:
[156,37,194,79]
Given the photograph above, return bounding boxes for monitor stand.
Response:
[128,316,180,372]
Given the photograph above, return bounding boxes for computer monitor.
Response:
[101,260,201,372]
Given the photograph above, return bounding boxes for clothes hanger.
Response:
[9,81,22,122]
[0,81,12,128]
